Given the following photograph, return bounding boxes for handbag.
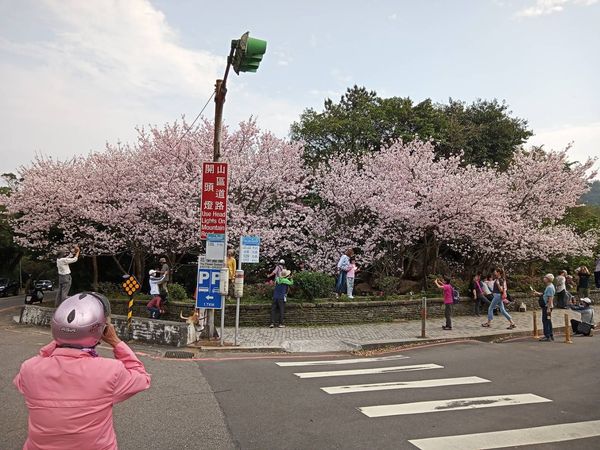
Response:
[538,294,546,308]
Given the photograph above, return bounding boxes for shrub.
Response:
[292,271,334,301]
[96,281,121,297]
[375,276,402,296]
[243,283,272,302]
[168,283,189,302]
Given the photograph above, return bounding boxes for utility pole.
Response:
[202,32,267,340]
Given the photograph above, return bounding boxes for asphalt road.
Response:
[199,338,600,449]
[0,299,234,450]
[3,296,600,450]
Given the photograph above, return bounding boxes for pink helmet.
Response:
[51,292,111,348]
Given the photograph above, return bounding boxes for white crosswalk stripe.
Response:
[294,363,443,379]
[358,393,551,418]
[408,419,600,450]
[321,376,490,395]
[276,354,409,367]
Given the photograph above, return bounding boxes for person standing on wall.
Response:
[227,249,236,299]
[158,257,170,294]
[335,248,354,298]
[55,245,80,306]
[576,266,591,299]
[270,269,293,328]
[594,256,600,289]
[346,257,359,299]
[267,259,286,282]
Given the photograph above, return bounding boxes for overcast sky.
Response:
[1,0,599,175]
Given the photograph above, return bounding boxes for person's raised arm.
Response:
[102,324,150,404]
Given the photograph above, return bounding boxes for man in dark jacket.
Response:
[270,270,293,328]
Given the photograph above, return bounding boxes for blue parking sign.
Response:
[196,267,223,309]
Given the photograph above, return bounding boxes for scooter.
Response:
[24,281,44,305]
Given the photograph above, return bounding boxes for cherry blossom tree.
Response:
[3,120,595,288]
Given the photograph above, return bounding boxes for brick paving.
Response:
[221,306,599,352]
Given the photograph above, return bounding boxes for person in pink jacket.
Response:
[13,292,151,450]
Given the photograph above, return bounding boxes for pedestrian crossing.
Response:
[274,353,598,449]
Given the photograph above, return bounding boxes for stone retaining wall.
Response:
[109,290,600,327]
[19,305,190,347]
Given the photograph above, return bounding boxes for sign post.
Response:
[233,236,261,345]
[200,162,229,342]
[121,274,141,340]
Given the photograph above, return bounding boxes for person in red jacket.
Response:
[13,292,151,450]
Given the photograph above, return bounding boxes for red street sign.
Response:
[201,162,228,239]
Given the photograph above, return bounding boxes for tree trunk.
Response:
[91,255,99,291]
[112,255,128,276]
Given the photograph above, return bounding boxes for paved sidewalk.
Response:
[219,307,599,352]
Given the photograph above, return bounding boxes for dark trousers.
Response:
[595,271,600,289]
[444,303,453,328]
[473,295,491,315]
[148,307,161,319]
[271,298,285,325]
[556,290,567,309]
[571,319,591,336]
[541,307,553,338]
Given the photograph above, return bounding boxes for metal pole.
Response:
[127,295,134,340]
[209,43,236,341]
[564,313,573,344]
[418,295,427,338]
[220,233,227,347]
[234,239,243,346]
[532,310,539,339]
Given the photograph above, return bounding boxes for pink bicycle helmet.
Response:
[51,292,111,348]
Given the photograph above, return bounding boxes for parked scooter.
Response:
[23,276,44,304]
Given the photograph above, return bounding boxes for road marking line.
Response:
[321,376,490,394]
[276,355,409,367]
[408,419,600,450]
[294,363,443,379]
[358,393,551,418]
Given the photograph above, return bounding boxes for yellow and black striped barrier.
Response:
[121,275,141,339]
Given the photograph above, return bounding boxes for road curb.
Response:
[356,330,537,351]
[194,345,286,353]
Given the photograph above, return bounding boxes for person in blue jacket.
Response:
[270,270,293,328]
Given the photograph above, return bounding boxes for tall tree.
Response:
[291,86,532,169]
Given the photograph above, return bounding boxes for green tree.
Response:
[0,173,24,278]
[291,86,532,169]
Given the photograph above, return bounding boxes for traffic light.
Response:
[232,32,267,74]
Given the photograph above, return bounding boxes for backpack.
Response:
[452,286,461,304]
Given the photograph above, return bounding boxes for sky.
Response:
[0,0,599,176]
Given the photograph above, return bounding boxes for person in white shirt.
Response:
[148,269,166,297]
[56,245,80,306]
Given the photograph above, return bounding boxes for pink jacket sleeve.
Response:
[111,341,151,404]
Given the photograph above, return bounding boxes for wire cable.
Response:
[172,90,215,149]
